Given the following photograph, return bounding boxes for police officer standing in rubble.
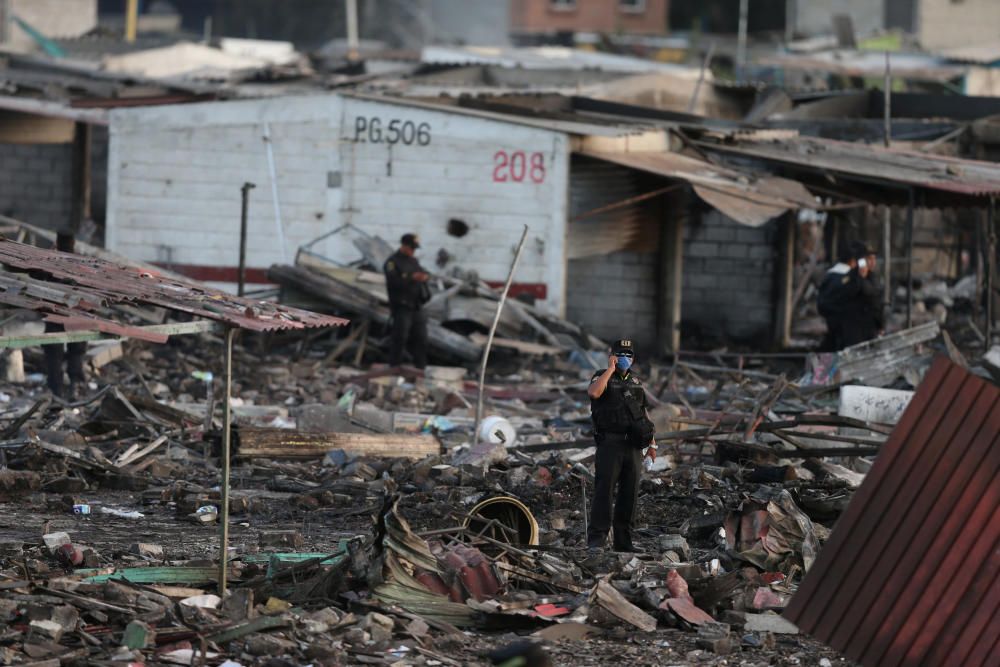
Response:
[818,241,882,350]
[384,233,430,369]
[586,339,657,552]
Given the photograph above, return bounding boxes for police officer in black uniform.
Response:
[587,339,657,552]
[384,233,431,369]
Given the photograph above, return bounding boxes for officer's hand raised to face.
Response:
[608,354,618,371]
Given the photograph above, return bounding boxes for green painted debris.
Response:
[85,566,218,586]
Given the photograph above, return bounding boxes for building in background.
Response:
[0,0,97,53]
[511,0,669,44]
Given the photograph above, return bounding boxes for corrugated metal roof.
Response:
[784,357,1000,667]
[756,51,968,82]
[938,42,1000,65]
[582,149,817,227]
[0,238,347,337]
[697,135,1000,197]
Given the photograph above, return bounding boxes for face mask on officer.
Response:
[616,354,633,371]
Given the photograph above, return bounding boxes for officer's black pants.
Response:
[43,322,85,398]
[388,306,428,369]
[588,433,642,551]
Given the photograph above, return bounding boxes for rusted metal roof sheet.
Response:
[697,136,1000,197]
[784,357,1000,667]
[0,238,347,337]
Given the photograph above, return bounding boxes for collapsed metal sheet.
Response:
[0,237,347,335]
[582,149,817,227]
[783,357,1000,667]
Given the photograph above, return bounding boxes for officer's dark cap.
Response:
[612,339,634,356]
[401,233,421,249]
[849,240,872,259]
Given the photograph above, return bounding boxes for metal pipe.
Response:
[736,0,749,81]
[217,327,235,595]
[687,42,715,114]
[473,225,529,444]
[262,123,288,262]
[988,198,996,345]
[125,0,138,43]
[884,52,892,148]
[883,207,892,314]
[238,182,255,297]
[906,189,915,329]
[346,0,359,60]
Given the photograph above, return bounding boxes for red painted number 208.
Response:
[493,150,545,183]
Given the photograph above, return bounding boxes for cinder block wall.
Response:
[566,250,659,356]
[0,142,73,231]
[682,210,776,344]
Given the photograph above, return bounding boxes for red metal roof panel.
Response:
[783,357,1000,667]
[0,237,348,333]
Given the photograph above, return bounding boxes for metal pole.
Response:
[262,123,287,263]
[884,52,892,148]
[473,225,529,444]
[736,0,749,82]
[346,0,359,60]
[218,327,235,595]
[883,207,892,315]
[906,189,915,329]
[687,42,715,114]
[125,0,138,43]
[238,182,255,297]
[784,0,795,45]
[987,198,996,345]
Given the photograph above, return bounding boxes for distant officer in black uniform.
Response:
[384,233,431,369]
[818,241,880,350]
[587,339,657,552]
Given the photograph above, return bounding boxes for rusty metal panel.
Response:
[0,238,347,333]
[784,357,1000,667]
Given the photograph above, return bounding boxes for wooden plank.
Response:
[468,332,560,356]
[0,320,224,349]
[236,427,440,460]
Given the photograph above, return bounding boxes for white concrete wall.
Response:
[3,0,98,52]
[794,0,883,38]
[917,0,1000,51]
[107,94,569,312]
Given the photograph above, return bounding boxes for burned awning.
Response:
[581,149,817,227]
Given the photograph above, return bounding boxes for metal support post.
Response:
[736,0,749,82]
[906,189,915,329]
[238,182,255,297]
[218,327,235,595]
[883,207,892,313]
[473,225,529,443]
[987,199,996,345]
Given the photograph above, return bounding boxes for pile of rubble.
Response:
[0,326,908,665]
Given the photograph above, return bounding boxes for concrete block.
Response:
[736,228,767,243]
[721,244,748,259]
[686,273,718,289]
[747,245,774,260]
[688,241,719,258]
[743,613,798,634]
[703,225,737,242]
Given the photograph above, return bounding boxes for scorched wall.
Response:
[107,94,569,313]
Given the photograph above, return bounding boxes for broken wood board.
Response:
[588,579,657,632]
[837,322,940,387]
[235,427,440,460]
[468,332,563,356]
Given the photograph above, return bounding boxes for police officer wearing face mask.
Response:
[586,339,657,552]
